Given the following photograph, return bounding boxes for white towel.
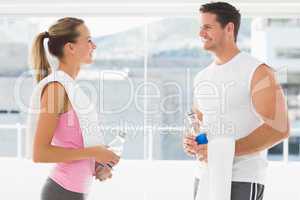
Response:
[25,70,104,159]
[196,137,235,200]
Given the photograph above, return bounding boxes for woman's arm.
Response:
[33,82,119,164]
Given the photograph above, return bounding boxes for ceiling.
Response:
[0,0,300,17]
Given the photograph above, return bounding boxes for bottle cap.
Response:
[195,133,208,144]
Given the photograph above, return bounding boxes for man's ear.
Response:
[226,22,235,38]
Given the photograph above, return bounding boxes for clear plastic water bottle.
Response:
[95,131,127,180]
[186,112,201,136]
[107,131,126,156]
[185,112,208,168]
[186,111,208,144]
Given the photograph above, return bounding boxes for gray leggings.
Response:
[41,178,86,200]
[194,177,265,200]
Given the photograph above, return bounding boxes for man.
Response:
[183,2,289,200]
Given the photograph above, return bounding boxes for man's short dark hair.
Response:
[199,2,241,42]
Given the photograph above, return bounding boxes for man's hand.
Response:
[183,135,197,156]
[196,144,207,163]
[183,135,208,162]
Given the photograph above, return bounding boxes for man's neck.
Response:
[213,45,240,65]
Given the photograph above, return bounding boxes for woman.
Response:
[30,17,119,200]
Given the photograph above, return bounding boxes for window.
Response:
[0,16,298,162]
[276,48,300,59]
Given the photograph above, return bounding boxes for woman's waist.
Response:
[52,159,94,178]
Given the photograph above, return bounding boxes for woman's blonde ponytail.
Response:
[31,32,51,82]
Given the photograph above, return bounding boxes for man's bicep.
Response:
[251,64,285,120]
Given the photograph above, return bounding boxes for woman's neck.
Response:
[58,61,80,79]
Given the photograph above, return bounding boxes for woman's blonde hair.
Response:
[31,17,84,82]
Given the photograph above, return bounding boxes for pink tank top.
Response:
[49,108,95,194]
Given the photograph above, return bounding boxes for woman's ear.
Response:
[64,42,76,55]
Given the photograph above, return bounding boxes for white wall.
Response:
[1,159,300,200]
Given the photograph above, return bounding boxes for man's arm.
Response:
[235,64,290,156]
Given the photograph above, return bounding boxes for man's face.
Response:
[198,12,226,52]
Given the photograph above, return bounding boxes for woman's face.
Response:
[72,24,96,65]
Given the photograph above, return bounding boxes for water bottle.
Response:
[107,131,126,156]
[185,111,208,169]
[186,112,208,144]
[95,131,126,180]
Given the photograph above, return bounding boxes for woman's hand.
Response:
[93,145,120,166]
[95,163,113,181]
